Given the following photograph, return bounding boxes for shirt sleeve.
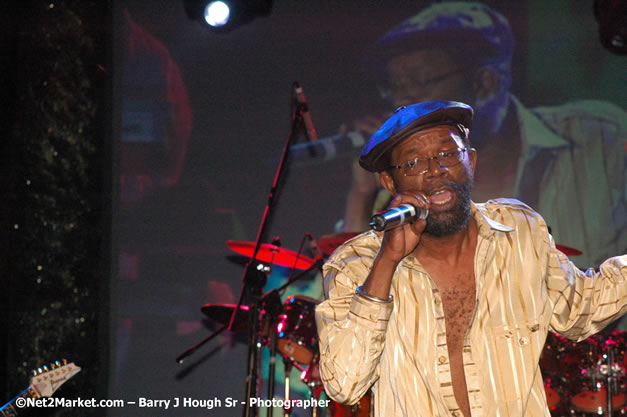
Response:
[315,260,394,405]
[546,237,627,340]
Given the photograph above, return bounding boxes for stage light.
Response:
[183,0,272,33]
[204,1,230,27]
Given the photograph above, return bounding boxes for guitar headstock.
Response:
[30,360,81,398]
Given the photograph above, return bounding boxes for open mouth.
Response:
[429,189,454,206]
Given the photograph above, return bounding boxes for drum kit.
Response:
[541,331,626,416]
[202,234,371,417]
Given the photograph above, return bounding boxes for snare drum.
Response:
[570,390,626,414]
[277,296,319,364]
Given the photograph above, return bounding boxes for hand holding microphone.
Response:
[360,193,429,301]
[370,192,430,265]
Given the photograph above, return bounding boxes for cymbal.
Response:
[555,243,583,256]
[318,232,358,255]
[201,303,251,332]
[226,240,315,269]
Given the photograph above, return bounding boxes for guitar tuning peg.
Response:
[37,367,43,375]
[62,359,68,365]
[50,362,56,369]
[32,369,38,376]
[55,360,61,367]
[43,365,49,372]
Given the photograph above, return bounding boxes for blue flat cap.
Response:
[359,101,473,172]
[365,2,514,82]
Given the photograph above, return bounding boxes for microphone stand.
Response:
[231,81,311,417]
[263,289,282,417]
[175,82,314,417]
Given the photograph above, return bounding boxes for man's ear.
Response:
[380,170,397,195]
[473,67,499,100]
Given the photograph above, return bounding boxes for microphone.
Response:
[293,82,318,142]
[369,204,429,232]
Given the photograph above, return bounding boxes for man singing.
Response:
[315,101,627,417]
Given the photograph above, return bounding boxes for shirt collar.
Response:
[511,95,569,150]
[471,201,514,238]
[378,202,514,271]
[370,202,514,241]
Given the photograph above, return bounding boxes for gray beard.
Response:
[424,179,473,237]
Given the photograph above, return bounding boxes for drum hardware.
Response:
[187,232,324,417]
[283,357,294,417]
[570,333,626,415]
[541,331,626,416]
[300,354,321,387]
[199,261,322,417]
[201,303,257,333]
[264,289,286,417]
[604,339,625,414]
[301,354,324,417]
[198,231,375,417]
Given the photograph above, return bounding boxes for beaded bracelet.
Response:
[356,285,393,303]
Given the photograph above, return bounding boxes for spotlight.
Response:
[183,0,272,33]
[204,1,231,28]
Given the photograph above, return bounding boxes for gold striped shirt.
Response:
[315,199,627,417]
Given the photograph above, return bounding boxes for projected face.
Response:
[383,47,510,149]
[383,49,474,108]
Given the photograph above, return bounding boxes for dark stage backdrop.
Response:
[111,1,625,416]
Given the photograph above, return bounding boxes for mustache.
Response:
[425,180,469,196]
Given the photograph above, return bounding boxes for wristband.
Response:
[356,285,393,303]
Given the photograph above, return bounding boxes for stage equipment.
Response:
[227,240,315,270]
[176,82,322,417]
[277,296,319,365]
[0,360,81,414]
[183,0,272,33]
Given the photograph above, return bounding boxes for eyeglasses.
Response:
[388,147,474,176]
[378,68,468,101]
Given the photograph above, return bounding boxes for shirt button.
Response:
[452,411,460,417]
[519,336,529,346]
[438,356,447,364]
[434,299,441,306]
